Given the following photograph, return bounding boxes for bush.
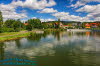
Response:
[14,28,21,32]
[26,25,32,31]
[0,28,3,33]
[2,27,15,32]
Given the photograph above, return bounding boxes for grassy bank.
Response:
[0,32,30,42]
[0,29,65,42]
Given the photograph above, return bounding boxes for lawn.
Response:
[0,32,30,42]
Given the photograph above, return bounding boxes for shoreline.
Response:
[0,29,99,42]
[67,29,91,32]
[0,32,31,42]
[0,29,63,42]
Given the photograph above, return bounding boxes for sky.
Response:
[0,0,100,22]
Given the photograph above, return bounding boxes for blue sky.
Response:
[0,0,100,22]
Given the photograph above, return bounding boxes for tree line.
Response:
[0,11,59,33]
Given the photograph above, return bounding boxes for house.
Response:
[91,23,98,28]
[84,22,100,28]
[85,23,91,28]
[24,23,29,26]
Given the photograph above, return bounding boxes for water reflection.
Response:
[0,42,5,60]
[15,39,22,48]
[53,31,61,41]
[0,31,100,66]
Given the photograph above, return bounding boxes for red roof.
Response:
[85,23,91,27]
[24,23,29,26]
[55,23,59,25]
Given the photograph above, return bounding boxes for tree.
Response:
[41,23,48,29]
[0,11,3,33]
[3,19,23,32]
[12,19,22,32]
[28,18,42,29]
[0,11,3,25]
[4,19,15,28]
[34,18,42,29]
[26,24,32,31]
[57,18,60,28]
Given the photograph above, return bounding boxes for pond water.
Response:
[0,31,100,66]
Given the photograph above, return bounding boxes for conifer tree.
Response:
[0,11,3,28]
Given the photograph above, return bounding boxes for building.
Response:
[84,22,100,28]
[24,23,29,26]
[85,23,91,28]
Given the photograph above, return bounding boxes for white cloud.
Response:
[79,0,100,3]
[52,12,93,22]
[69,0,100,8]
[0,0,56,21]
[10,0,56,9]
[32,17,37,19]
[0,3,15,12]
[3,12,27,19]
[38,8,58,13]
[76,5,99,13]
[52,12,69,18]
[40,18,55,22]
[70,1,85,8]
[0,4,27,21]
[76,4,100,21]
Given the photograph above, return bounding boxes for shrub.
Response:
[14,28,21,32]
[2,27,15,32]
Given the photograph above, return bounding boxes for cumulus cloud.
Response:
[0,0,56,21]
[79,0,100,3]
[0,4,27,21]
[76,5,99,13]
[0,3,15,12]
[40,18,55,22]
[76,4,100,21]
[52,12,93,22]
[69,0,100,8]
[10,0,56,9]
[52,12,69,17]
[38,8,58,13]
[27,17,55,22]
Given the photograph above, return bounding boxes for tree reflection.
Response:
[15,39,21,48]
[52,31,61,41]
[0,42,5,60]
[27,31,51,42]
[27,33,43,41]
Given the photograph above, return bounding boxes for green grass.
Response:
[0,32,19,36]
[0,29,64,42]
[0,32,30,42]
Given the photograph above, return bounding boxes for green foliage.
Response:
[28,18,42,29]
[0,18,24,33]
[1,27,15,32]
[4,19,23,32]
[0,28,2,33]
[0,11,3,23]
[67,27,74,29]
[4,19,15,28]
[0,11,3,33]
[12,19,22,31]
[26,24,32,31]
[41,23,48,29]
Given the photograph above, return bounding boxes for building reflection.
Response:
[86,32,91,37]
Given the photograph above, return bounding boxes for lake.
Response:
[0,31,100,66]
